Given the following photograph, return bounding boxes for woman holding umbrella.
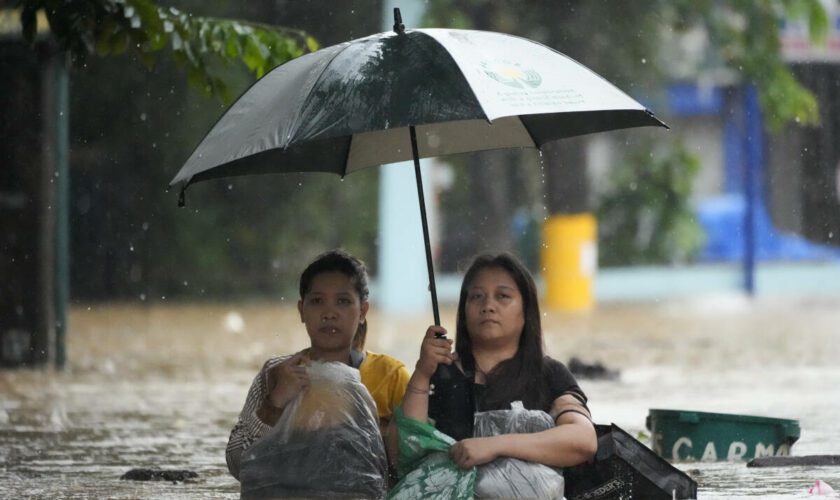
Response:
[391,253,596,472]
[226,249,411,481]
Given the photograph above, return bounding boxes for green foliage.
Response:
[668,0,826,130]
[40,0,388,301]
[597,141,705,267]
[16,0,316,101]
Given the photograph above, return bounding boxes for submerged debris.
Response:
[747,455,840,468]
[567,357,620,380]
[120,467,198,483]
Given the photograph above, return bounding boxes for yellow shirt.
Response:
[359,351,411,422]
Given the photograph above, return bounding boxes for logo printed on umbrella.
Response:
[479,60,542,89]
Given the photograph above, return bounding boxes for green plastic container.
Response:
[646,408,800,462]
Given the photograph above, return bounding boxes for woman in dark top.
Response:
[391,253,597,470]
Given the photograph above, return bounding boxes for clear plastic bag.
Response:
[240,361,387,499]
[473,401,565,499]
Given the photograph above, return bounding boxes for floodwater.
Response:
[1,296,839,499]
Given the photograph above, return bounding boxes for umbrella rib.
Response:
[511,117,540,149]
[339,136,352,178]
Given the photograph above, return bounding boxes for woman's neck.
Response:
[471,343,518,374]
[307,346,352,363]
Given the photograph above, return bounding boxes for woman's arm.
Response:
[449,394,597,469]
[226,354,307,479]
[225,360,276,480]
[385,325,454,469]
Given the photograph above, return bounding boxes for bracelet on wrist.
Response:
[406,383,433,395]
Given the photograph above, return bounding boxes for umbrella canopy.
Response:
[171,14,667,323]
[171,26,665,187]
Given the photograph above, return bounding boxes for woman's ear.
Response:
[297,299,305,322]
[360,301,370,323]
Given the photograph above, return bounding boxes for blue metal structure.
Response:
[668,82,840,294]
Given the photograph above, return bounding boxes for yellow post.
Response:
[541,213,597,311]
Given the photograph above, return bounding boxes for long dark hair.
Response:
[455,253,547,410]
[299,249,370,350]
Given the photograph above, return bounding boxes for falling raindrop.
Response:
[224,312,245,334]
[140,293,146,301]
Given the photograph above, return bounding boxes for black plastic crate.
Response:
[564,424,698,500]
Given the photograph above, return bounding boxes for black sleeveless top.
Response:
[428,356,587,441]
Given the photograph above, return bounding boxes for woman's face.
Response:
[464,266,525,348]
[298,271,368,354]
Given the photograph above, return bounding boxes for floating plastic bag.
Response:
[240,361,387,499]
[809,479,838,496]
[387,407,476,500]
[473,401,565,499]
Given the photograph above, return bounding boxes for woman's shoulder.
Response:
[259,354,295,373]
[359,352,411,390]
[541,356,580,386]
[542,355,571,372]
[361,351,407,371]
[542,356,587,403]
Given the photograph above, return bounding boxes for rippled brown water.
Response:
[1,296,839,499]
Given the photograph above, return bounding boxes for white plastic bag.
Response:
[473,401,565,499]
[240,361,387,499]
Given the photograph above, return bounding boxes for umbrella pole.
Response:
[409,125,441,326]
